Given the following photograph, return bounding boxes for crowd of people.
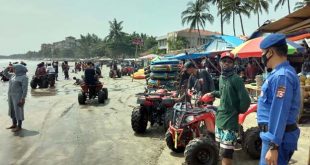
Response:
[173,34,300,165]
[0,34,303,165]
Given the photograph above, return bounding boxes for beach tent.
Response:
[170,35,244,60]
[201,35,244,52]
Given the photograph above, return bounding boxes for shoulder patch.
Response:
[276,86,286,98]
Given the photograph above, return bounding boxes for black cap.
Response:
[184,61,196,69]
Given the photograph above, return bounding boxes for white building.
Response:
[157,28,219,53]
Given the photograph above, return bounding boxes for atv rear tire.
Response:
[184,136,219,165]
[42,79,49,88]
[243,127,261,159]
[102,88,108,99]
[131,106,148,133]
[165,131,185,153]
[98,90,105,104]
[117,71,121,78]
[30,80,37,89]
[78,92,86,105]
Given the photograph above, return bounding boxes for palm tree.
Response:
[251,0,271,27]
[220,0,251,36]
[294,0,310,10]
[203,0,224,35]
[275,0,291,14]
[107,18,125,42]
[220,0,237,36]
[181,0,214,46]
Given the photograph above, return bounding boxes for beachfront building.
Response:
[157,28,219,53]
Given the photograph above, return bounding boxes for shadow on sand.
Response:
[79,98,110,107]
[14,129,39,137]
[134,126,166,140]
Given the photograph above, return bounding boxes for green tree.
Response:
[106,18,125,42]
[203,0,224,35]
[182,0,214,46]
[168,37,189,51]
[220,0,252,36]
[77,33,102,58]
[251,0,271,27]
[275,0,291,14]
[294,0,310,10]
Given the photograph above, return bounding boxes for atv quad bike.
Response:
[131,89,177,134]
[30,75,49,89]
[109,69,122,78]
[165,92,260,164]
[183,104,260,165]
[0,71,9,82]
[78,82,108,105]
[121,66,134,76]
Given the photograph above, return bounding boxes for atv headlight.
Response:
[185,115,194,124]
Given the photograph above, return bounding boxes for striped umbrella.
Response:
[231,36,305,58]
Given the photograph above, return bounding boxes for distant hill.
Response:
[0,55,8,59]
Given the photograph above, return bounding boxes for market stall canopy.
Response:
[202,35,244,52]
[288,33,310,41]
[139,54,158,60]
[232,36,305,58]
[168,52,212,60]
[258,4,310,34]
[168,35,244,60]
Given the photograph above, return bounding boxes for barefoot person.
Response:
[3,64,29,132]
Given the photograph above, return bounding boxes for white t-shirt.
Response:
[47,66,55,74]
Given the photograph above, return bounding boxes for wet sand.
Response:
[0,65,309,165]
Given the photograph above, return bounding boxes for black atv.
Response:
[30,75,49,89]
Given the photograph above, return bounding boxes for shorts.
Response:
[215,126,238,149]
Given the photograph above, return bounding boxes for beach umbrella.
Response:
[231,37,305,58]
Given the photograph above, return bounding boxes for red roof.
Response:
[176,28,220,36]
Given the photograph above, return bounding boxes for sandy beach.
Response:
[0,62,309,165]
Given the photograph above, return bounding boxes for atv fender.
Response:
[238,104,257,125]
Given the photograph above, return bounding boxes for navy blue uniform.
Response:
[257,61,300,165]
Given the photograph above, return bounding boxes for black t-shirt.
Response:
[188,69,215,95]
[84,68,96,85]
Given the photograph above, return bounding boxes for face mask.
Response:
[261,49,273,69]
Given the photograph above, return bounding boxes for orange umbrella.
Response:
[231,37,305,58]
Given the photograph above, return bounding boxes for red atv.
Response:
[121,66,134,76]
[78,82,108,104]
[131,89,177,133]
[166,94,260,165]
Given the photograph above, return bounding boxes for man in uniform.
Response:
[258,33,300,165]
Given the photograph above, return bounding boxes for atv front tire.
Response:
[30,80,37,89]
[165,131,185,153]
[131,106,148,133]
[184,136,218,165]
[164,109,174,131]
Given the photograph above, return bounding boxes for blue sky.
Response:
[0,0,299,55]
